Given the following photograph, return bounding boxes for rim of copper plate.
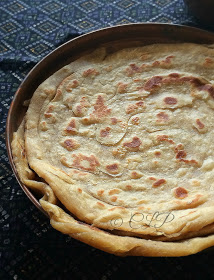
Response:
[6,23,214,216]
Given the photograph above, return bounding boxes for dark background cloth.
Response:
[1,0,214,279]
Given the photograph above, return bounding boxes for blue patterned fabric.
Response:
[1,1,214,279]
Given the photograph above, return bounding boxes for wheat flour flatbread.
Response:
[12,43,214,255]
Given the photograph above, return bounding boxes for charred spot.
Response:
[144,76,163,91]
[136,101,144,107]
[123,137,142,149]
[164,97,177,105]
[169,73,180,78]
[154,151,161,157]
[91,95,111,120]
[71,154,100,172]
[174,144,184,152]
[157,135,174,144]
[131,117,140,125]
[97,189,104,196]
[83,68,99,77]
[62,139,79,151]
[196,119,205,129]
[149,177,156,181]
[100,127,111,137]
[109,189,120,195]
[198,84,214,98]
[156,112,169,121]
[174,187,188,199]
[164,55,175,63]
[111,117,118,125]
[65,119,77,134]
[130,171,142,179]
[111,196,117,202]
[117,82,128,93]
[180,159,199,166]
[203,57,214,66]
[106,163,119,174]
[176,150,187,159]
[152,179,166,188]
[44,105,54,118]
[66,79,79,91]
[126,104,138,114]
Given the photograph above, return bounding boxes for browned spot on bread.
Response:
[66,79,79,92]
[175,150,198,165]
[154,151,161,157]
[131,117,140,125]
[156,112,169,122]
[149,177,156,181]
[73,96,90,117]
[176,150,187,159]
[164,55,175,64]
[180,159,199,166]
[126,104,138,114]
[174,144,184,152]
[106,163,119,174]
[125,99,145,115]
[62,139,80,151]
[144,76,163,91]
[109,189,120,195]
[143,73,214,99]
[72,169,87,176]
[123,137,142,149]
[136,101,144,107]
[111,117,118,125]
[126,63,141,76]
[44,88,55,95]
[137,201,147,206]
[203,57,214,67]
[169,73,180,78]
[97,202,105,207]
[44,105,54,118]
[65,119,78,134]
[117,82,128,93]
[111,196,117,202]
[153,179,166,187]
[164,97,177,105]
[40,121,48,131]
[109,206,125,211]
[187,194,202,205]
[83,68,99,77]
[78,188,82,193]
[196,119,205,129]
[90,95,111,121]
[97,189,104,196]
[174,187,188,199]
[198,84,214,98]
[130,171,142,179]
[157,135,174,144]
[133,78,142,82]
[71,154,100,172]
[126,185,132,190]
[100,127,111,137]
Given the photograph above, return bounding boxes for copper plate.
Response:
[6,23,214,215]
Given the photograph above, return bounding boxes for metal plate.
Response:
[6,23,214,214]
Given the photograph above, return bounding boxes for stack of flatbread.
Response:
[12,43,214,256]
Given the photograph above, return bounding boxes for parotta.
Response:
[12,43,214,256]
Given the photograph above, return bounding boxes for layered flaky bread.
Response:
[12,43,214,256]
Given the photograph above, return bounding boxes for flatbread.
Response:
[12,43,214,255]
